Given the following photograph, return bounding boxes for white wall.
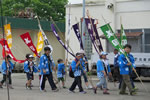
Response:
[66,0,150,61]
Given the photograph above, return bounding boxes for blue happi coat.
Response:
[96,59,111,79]
[118,53,136,75]
[1,60,14,74]
[57,63,65,78]
[39,54,55,75]
[71,60,81,77]
[114,54,120,67]
[24,61,38,73]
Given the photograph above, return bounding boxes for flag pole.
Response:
[82,0,85,50]
[101,16,148,92]
[120,16,122,44]
[50,17,74,54]
[0,0,10,100]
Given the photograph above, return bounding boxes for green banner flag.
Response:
[100,24,124,54]
[120,24,127,46]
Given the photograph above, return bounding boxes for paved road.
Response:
[0,73,150,100]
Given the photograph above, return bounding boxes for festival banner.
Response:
[72,23,84,50]
[37,19,53,54]
[4,24,12,49]
[93,24,103,51]
[72,23,89,60]
[120,24,127,46]
[36,31,44,53]
[100,24,124,54]
[0,39,26,63]
[20,32,39,57]
[51,24,75,57]
[85,18,100,55]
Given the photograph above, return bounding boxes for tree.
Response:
[1,0,68,21]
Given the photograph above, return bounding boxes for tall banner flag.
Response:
[72,23,84,50]
[20,32,39,57]
[4,24,12,49]
[100,24,124,54]
[51,24,75,57]
[72,23,88,60]
[0,39,26,63]
[120,24,127,46]
[36,31,44,53]
[37,18,53,54]
[85,18,101,55]
[93,24,103,51]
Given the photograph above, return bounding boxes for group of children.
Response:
[0,44,138,95]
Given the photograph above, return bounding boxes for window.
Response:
[144,29,150,53]
[117,28,150,53]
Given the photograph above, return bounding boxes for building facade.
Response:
[0,17,65,69]
[65,0,150,62]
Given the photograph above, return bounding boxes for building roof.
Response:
[100,32,143,39]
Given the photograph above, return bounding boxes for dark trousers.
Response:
[69,76,84,92]
[1,72,12,85]
[40,72,57,90]
[113,67,121,81]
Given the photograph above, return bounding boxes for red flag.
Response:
[20,32,40,57]
[0,39,26,63]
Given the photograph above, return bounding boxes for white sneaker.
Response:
[40,89,47,92]
[86,85,93,89]
[88,85,93,89]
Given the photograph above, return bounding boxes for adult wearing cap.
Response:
[39,47,58,92]
[24,54,38,90]
[79,50,92,89]
[94,52,112,94]
[0,55,14,89]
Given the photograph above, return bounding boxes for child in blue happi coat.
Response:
[57,58,67,88]
[69,53,86,94]
[0,55,14,89]
[94,52,112,94]
[24,54,38,90]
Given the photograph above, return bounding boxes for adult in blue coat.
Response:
[113,49,121,82]
[119,44,136,95]
[0,55,14,89]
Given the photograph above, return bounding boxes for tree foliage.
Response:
[0,0,68,21]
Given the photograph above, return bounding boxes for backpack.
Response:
[69,66,74,78]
